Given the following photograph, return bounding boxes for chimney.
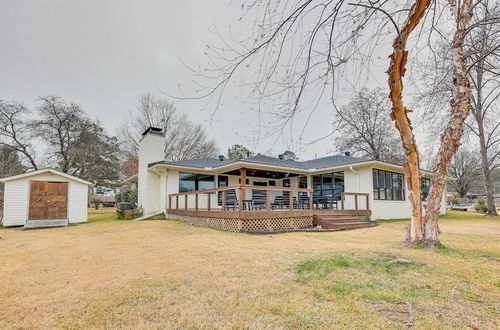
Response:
[246,151,251,158]
[138,127,165,214]
[218,155,225,161]
[344,151,351,157]
[278,154,284,160]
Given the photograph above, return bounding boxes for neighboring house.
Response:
[129,127,446,233]
[89,195,116,209]
[0,169,91,228]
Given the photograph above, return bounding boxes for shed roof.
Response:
[0,169,92,185]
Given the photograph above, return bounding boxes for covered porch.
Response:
[166,167,372,233]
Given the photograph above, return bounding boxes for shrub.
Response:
[115,189,138,208]
[451,199,460,205]
[474,200,488,213]
[116,207,143,220]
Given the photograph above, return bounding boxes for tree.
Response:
[34,95,84,173]
[119,93,219,160]
[226,144,253,160]
[335,88,404,163]
[68,119,122,192]
[0,146,26,177]
[190,0,486,247]
[466,0,500,216]
[0,101,38,170]
[282,150,298,161]
[448,150,481,198]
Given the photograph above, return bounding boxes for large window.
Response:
[421,177,431,201]
[312,172,345,200]
[179,172,215,192]
[373,169,405,201]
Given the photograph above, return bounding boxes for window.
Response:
[269,180,276,186]
[373,169,405,201]
[298,176,307,189]
[421,178,431,201]
[312,172,345,200]
[179,172,215,193]
[218,176,228,188]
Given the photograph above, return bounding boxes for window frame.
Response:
[373,169,405,201]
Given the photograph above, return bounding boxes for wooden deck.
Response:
[167,185,372,233]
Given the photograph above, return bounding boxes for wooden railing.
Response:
[168,185,313,211]
[340,192,369,211]
[168,185,370,212]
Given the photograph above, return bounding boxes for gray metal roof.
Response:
[149,154,373,171]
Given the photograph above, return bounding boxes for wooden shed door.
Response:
[29,181,68,220]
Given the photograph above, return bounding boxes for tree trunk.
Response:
[474,63,499,217]
[423,0,474,246]
[387,0,432,244]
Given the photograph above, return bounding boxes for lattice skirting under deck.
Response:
[170,215,313,233]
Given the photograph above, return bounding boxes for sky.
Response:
[0,0,391,161]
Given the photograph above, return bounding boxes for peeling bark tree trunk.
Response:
[423,0,474,246]
[387,0,432,244]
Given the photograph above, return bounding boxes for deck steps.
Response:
[313,215,371,230]
[24,219,69,229]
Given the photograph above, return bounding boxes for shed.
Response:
[0,169,91,228]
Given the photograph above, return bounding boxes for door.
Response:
[29,181,68,220]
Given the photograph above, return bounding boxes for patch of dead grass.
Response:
[0,212,498,328]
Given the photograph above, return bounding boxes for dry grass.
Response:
[0,211,498,329]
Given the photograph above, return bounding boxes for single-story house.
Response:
[127,127,446,233]
[0,169,91,228]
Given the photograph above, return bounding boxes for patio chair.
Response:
[251,189,267,210]
[297,194,310,209]
[223,189,238,210]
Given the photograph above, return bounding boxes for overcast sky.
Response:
[0,0,391,160]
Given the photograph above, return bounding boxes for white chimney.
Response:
[137,127,165,214]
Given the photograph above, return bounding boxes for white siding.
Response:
[2,172,89,226]
[3,179,29,226]
[68,181,88,224]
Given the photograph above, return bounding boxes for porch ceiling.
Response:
[221,168,301,179]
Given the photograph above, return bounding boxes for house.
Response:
[0,169,91,228]
[89,194,116,209]
[130,127,446,233]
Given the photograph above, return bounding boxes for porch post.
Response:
[239,168,247,211]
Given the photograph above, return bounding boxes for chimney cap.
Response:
[344,151,351,157]
[218,155,225,161]
[142,127,163,136]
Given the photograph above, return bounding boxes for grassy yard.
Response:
[0,211,498,329]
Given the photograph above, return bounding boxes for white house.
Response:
[128,127,446,232]
[0,169,91,228]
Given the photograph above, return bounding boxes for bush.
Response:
[474,200,488,213]
[451,199,460,205]
[117,207,143,220]
[115,189,138,208]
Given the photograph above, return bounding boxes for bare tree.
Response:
[448,149,481,198]
[335,88,404,163]
[34,95,84,173]
[466,0,500,216]
[119,93,219,160]
[183,0,488,247]
[0,101,38,170]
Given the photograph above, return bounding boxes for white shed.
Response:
[0,169,91,228]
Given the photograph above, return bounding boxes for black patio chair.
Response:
[251,189,267,210]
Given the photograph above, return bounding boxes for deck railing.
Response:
[168,185,370,212]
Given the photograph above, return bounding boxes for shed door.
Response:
[29,181,68,220]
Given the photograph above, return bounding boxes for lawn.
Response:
[0,210,498,328]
